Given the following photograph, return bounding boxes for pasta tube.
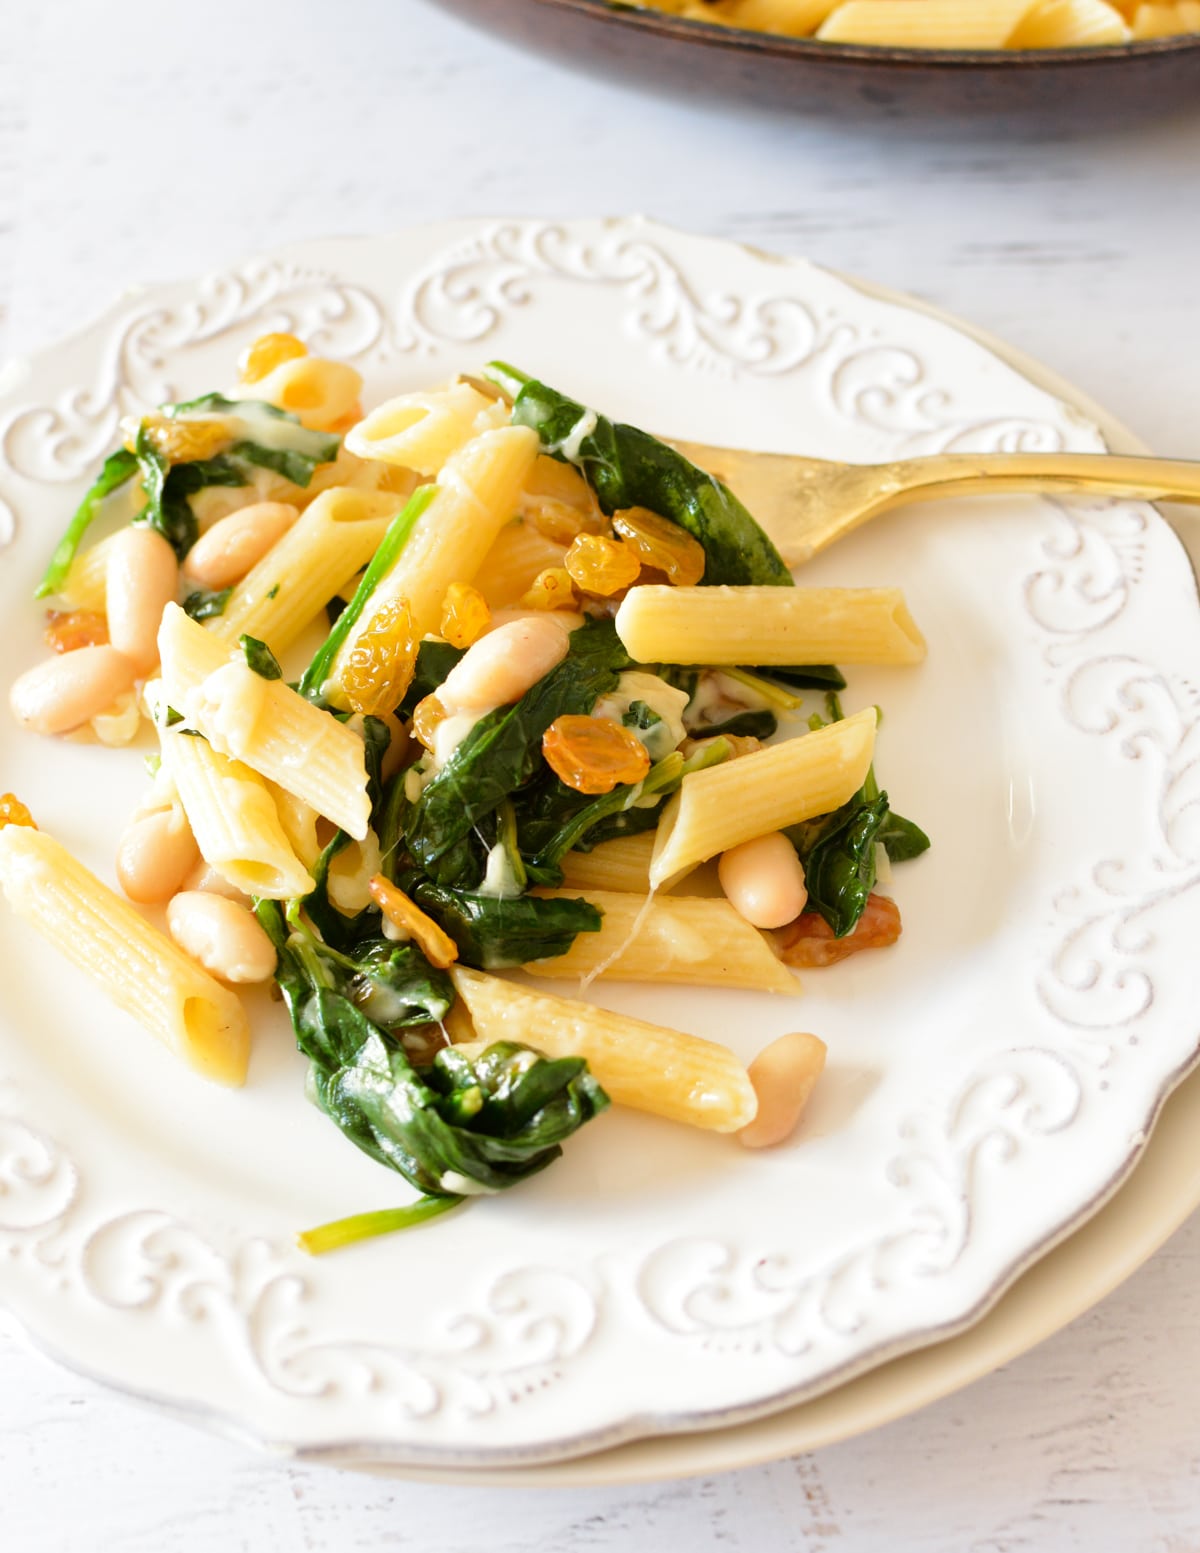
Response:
[0,825,250,1085]
[559,833,657,893]
[58,534,116,613]
[650,707,877,889]
[344,382,508,474]
[249,355,363,433]
[158,724,315,899]
[702,0,839,33]
[207,487,397,655]
[158,603,371,840]
[817,0,1037,45]
[451,966,757,1132]
[1009,0,1131,42]
[474,519,569,610]
[326,424,540,689]
[526,889,796,992]
[615,584,926,666]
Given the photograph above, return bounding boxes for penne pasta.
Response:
[325,424,540,697]
[817,0,1037,45]
[1010,0,1131,41]
[344,382,508,474]
[206,487,398,655]
[559,832,658,893]
[158,722,315,899]
[1130,0,1200,30]
[158,604,371,840]
[650,707,878,889]
[689,0,841,34]
[267,783,324,871]
[615,584,926,667]
[527,888,797,991]
[451,966,758,1132]
[58,533,116,613]
[474,518,570,610]
[0,824,250,1085]
[248,355,363,433]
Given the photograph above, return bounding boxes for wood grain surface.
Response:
[1,3,1198,1547]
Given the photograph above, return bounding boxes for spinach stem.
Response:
[297,1194,464,1254]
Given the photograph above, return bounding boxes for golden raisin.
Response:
[44,609,109,653]
[563,534,641,597]
[413,693,448,752]
[520,567,578,612]
[238,331,308,385]
[368,875,459,968]
[611,506,706,586]
[136,413,232,464]
[0,794,36,830]
[542,715,651,795]
[340,597,418,716]
[440,582,491,649]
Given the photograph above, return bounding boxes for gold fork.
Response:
[665,440,1200,568]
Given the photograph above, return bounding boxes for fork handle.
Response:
[789,450,1200,563]
[887,451,1200,509]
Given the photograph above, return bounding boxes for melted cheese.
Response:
[593,671,690,763]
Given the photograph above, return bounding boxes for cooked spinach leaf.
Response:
[689,708,777,741]
[877,811,932,864]
[797,792,890,938]
[765,663,847,693]
[623,700,662,732]
[240,633,282,680]
[490,364,792,587]
[183,586,232,621]
[134,433,247,558]
[169,393,341,486]
[398,640,466,718]
[402,875,602,970]
[788,694,930,935]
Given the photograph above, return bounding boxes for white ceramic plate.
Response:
[1,218,1198,1469]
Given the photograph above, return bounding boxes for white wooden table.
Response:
[3,4,1199,1547]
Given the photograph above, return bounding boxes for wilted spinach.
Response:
[401,875,603,970]
[405,620,632,874]
[257,900,608,1214]
[489,364,793,587]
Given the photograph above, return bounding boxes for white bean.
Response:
[738,1032,827,1150]
[9,646,139,735]
[440,615,570,713]
[106,526,179,671]
[718,831,809,930]
[116,806,200,903]
[166,891,277,984]
[182,501,299,590]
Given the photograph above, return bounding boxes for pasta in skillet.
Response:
[633,0,1196,46]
